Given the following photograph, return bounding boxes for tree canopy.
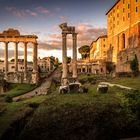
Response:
[78,45,90,59]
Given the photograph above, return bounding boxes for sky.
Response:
[0,0,116,61]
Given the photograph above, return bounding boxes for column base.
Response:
[32,72,39,84]
[72,76,78,83]
[4,73,8,81]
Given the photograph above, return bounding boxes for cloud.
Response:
[38,23,107,51]
[59,16,67,22]
[5,6,51,18]
[36,6,50,15]
[5,6,38,18]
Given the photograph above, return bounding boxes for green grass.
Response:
[109,77,140,90]
[0,76,140,139]
[0,95,49,138]
[4,83,38,98]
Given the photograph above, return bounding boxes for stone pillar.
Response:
[4,42,8,79]
[72,33,78,79]
[24,42,27,80]
[62,33,68,85]
[33,42,38,72]
[14,42,18,72]
[32,42,38,84]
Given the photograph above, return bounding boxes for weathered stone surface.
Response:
[97,84,108,93]
[59,85,69,94]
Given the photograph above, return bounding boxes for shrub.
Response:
[4,96,12,103]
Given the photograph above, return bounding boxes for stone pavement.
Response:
[13,68,61,102]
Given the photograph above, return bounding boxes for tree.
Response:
[67,57,71,64]
[54,58,59,67]
[130,54,139,76]
[78,45,90,59]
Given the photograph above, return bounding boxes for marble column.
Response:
[14,42,18,72]
[24,42,27,79]
[4,42,8,76]
[62,33,68,85]
[33,42,38,73]
[72,33,77,79]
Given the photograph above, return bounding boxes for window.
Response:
[136,0,138,2]
[128,4,130,9]
[11,66,15,69]
[123,16,125,21]
[123,0,125,4]
[128,13,130,18]
[136,7,138,12]
[123,8,125,13]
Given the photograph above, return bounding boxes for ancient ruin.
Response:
[59,23,78,86]
[0,29,38,84]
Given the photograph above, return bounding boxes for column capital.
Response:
[24,42,28,45]
[72,33,78,39]
[62,33,67,38]
[5,42,9,45]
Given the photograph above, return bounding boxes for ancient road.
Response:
[13,67,61,102]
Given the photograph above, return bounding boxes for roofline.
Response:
[95,35,107,42]
[106,0,120,15]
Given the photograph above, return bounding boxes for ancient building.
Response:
[106,0,140,73]
[0,28,38,83]
[59,23,78,86]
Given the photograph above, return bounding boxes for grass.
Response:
[4,83,38,98]
[0,76,140,139]
[0,95,49,138]
[109,77,140,90]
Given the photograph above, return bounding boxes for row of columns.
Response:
[62,33,78,86]
[4,42,38,78]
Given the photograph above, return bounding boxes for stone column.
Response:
[32,42,38,84]
[4,42,8,79]
[14,42,18,72]
[33,42,38,73]
[62,33,68,85]
[72,33,78,79]
[24,42,27,79]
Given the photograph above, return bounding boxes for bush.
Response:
[4,96,12,103]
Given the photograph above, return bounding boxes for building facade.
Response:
[90,35,108,61]
[38,56,55,73]
[106,0,140,73]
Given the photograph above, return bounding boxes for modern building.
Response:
[106,0,140,73]
[90,35,108,61]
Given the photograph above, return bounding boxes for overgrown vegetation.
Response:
[0,76,140,140]
[4,83,38,98]
[130,54,139,77]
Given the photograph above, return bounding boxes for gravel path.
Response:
[13,68,61,101]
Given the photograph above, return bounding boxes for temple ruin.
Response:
[0,28,38,84]
[59,23,78,86]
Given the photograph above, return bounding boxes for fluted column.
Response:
[14,42,18,72]
[4,42,9,76]
[33,42,38,73]
[72,33,78,79]
[62,33,68,85]
[24,42,27,78]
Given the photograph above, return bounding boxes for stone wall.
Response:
[116,47,140,73]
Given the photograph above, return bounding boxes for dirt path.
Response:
[13,68,61,101]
